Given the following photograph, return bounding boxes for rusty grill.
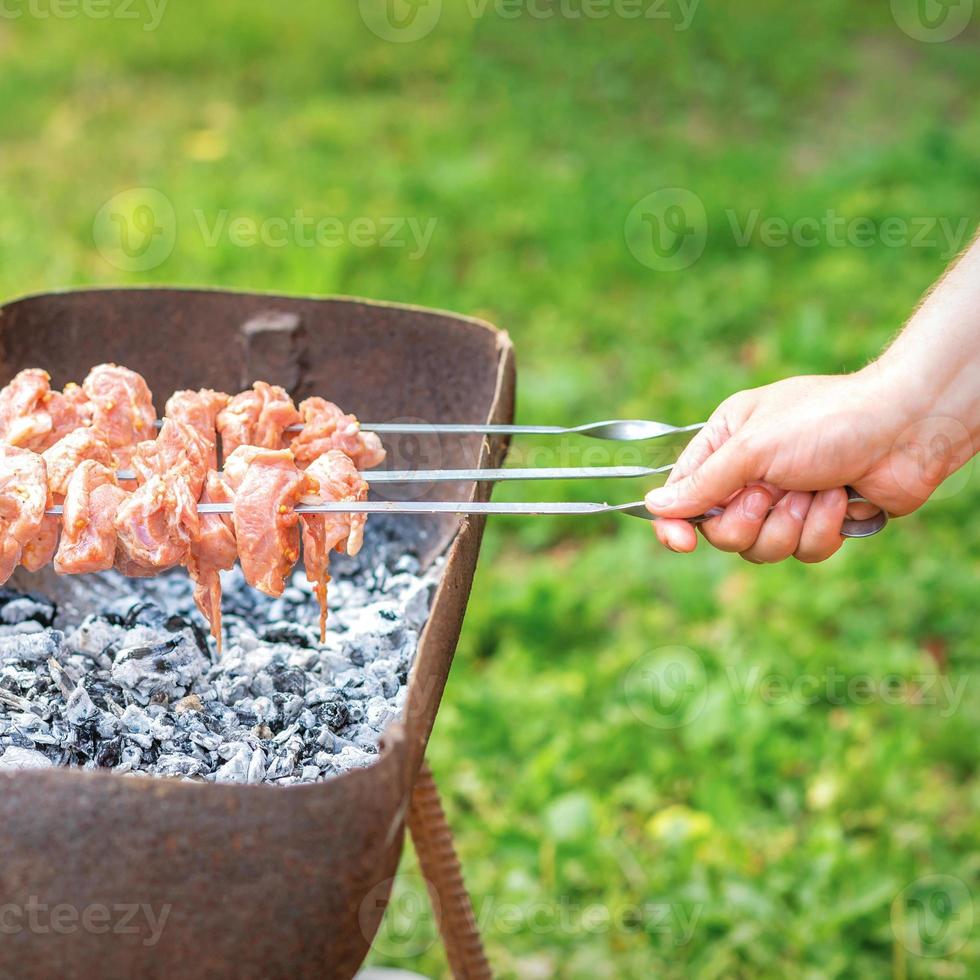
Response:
[0,288,515,979]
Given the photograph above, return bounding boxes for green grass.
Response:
[1,3,978,977]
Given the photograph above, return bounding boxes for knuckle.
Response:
[703,522,753,554]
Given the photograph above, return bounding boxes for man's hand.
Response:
[645,370,972,563]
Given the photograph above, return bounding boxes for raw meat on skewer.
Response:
[223,446,313,597]
[290,396,386,471]
[185,471,237,650]
[0,445,49,582]
[42,428,114,497]
[216,382,301,457]
[165,388,230,469]
[300,449,369,641]
[82,364,156,469]
[0,369,89,452]
[54,461,127,575]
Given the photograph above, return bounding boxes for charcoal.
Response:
[315,695,351,733]
[0,746,54,769]
[0,589,56,627]
[259,623,317,648]
[0,631,64,665]
[0,523,441,784]
[65,685,99,726]
[94,736,123,768]
[111,635,208,703]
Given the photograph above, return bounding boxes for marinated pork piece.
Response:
[216,382,301,457]
[21,488,59,573]
[53,461,127,575]
[131,418,211,500]
[60,381,94,424]
[0,445,49,583]
[165,388,230,469]
[114,473,199,575]
[42,428,114,497]
[25,429,114,573]
[186,471,237,649]
[224,446,311,597]
[300,450,369,641]
[0,369,90,452]
[82,364,156,468]
[290,396,386,471]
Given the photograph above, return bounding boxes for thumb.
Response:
[645,437,760,517]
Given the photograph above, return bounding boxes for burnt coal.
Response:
[0,524,440,785]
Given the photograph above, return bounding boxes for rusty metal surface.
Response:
[0,288,516,980]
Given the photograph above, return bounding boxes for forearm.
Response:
[865,233,980,447]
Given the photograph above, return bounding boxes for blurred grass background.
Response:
[1,1,978,976]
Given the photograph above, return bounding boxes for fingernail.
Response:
[789,493,811,521]
[743,490,770,521]
[645,487,676,510]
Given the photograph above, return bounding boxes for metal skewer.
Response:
[151,418,707,441]
[44,491,888,537]
[113,464,678,484]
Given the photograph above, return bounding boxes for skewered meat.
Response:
[186,471,237,649]
[22,486,59,573]
[114,473,199,575]
[290,396,386,471]
[54,461,127,574]
[300,450,369,641]
[0,445,49,583]
[24,429,115,573]
[0,369,90,452]
[0,364,385,651]
[131,418,211,500]
[82,364,156,468]
[217,382,301,457]
[224,446,312,597]
[165,388,230,469]
[42,428,114,497]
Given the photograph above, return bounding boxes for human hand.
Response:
[644,369,969,563]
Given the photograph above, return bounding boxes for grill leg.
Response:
[407,761,492,980]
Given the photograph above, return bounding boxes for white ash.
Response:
[0,525,442,785]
